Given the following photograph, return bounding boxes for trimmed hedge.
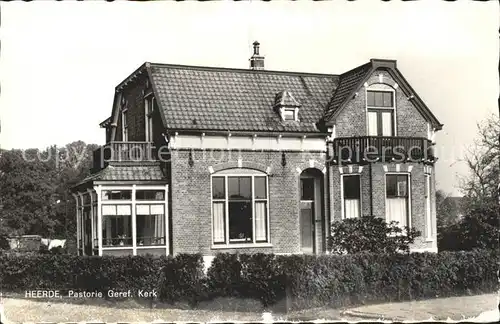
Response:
[0,250,497,309]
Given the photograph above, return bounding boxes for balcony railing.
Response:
[330,136,435,165]
[92,141,157,172]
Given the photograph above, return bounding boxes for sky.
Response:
[0,1,498,196]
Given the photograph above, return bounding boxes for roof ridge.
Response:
[149,62,339,78]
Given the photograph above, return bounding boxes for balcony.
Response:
[92,141,157,172]
[330,136,435,165]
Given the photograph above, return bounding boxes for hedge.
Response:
[0,250,497,309]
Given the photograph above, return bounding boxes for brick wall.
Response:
[329,162,436,252]
[169,149,327,255]
[335,69,428,138]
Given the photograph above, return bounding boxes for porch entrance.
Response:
[299,169,324,254]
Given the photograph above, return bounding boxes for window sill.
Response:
[211,243,273,250]
[424,237,435,242]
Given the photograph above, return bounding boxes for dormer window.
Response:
[273,90,301,122]
[282,108,296,121]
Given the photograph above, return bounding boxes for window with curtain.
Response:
[102,204,132,246]
[424,173,432,238]
[212,172,268,245]
[145,96,154,142]
[136,204,166,246]
[122,110,128,141]
[367,90,395,136]
[385,174,409,228]
[343,175,361,218]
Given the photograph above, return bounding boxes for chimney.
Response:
[249,41,264,70]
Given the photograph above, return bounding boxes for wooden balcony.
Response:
[92,141,157,172]
[330,136,436,165]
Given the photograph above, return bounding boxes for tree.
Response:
[440,114,500,251]
[0,142,99,240]
[328,216,421,254]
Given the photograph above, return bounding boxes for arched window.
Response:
[211,168,269,245]
[366,88,395,136]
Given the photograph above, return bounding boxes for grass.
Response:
[2,292,497,322]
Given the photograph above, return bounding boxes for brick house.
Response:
[72,42,443,257]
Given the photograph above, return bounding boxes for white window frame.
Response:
[365,88,397,136]
[95,184,169,256]
[282,108,297,121]
[121,109,128,142]
[145,96,154,142]
[210,170,271,249]
[384,172,412,230]
[340,174,362,219]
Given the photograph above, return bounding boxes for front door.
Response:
[300,178,315,254]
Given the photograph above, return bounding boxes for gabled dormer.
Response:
[273,90,301,122]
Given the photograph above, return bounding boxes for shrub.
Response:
[328,216,421,254]
[0,250,497,310]
[158,253,205,306]
[206,253,242,298]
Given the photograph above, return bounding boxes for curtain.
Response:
[213,202,225,243]
[255,202,267,241]
[368,111,378,136]
[151,205,165,244]
[344,199,360,218]
[382,112,393,136]
[386,198,407,227]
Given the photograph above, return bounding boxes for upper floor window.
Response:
[121,110,129,141]
[367,90,395,137]
[212,170,269,245]
[282,108,296,121]
[145,96,154,142]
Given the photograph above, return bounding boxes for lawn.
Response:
[2,293,497,322]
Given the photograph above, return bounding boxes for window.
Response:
[424,174,432,238]
[212,173,268,245]
[136,190,165,201]
[367,90,395,136]
[122,110,128,141]
[136,204,165,246]
[282,108,296,121]
[385,174,409,228]
[102,204,132,246]
[102,190,132,201]
[342,175,361,218]
[145,96,154,142]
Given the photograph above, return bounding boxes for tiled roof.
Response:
[149,64,339,133]
[323,62,372,121]
[77,164,165,185]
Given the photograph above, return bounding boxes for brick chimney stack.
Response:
[249,41,264,70]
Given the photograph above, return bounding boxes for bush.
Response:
[158,253,205,306]
[0,250,497,310]
[439,201,499,251]
[328,216,421,254]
